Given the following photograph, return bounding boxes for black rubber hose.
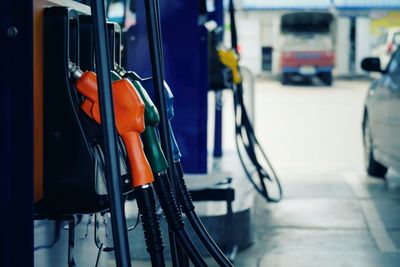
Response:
[153,172,207,267]
[174,161,234,267]
[135,185,166,267]
[142,0,187,264]
[233,82,283,203]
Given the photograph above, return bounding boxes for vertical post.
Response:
[1,0,33,266]
[213,91,223,157]
[90,1,131,267]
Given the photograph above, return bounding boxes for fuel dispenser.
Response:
[35,6,134,267]
[34,1,234,266]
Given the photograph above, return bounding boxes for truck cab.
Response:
[280,12,335,85]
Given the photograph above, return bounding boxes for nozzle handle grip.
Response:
[125,77,169,174]
[142,126,168,173]
[121,132,154,187]
[164,83,182,161]
[168,122,182,161]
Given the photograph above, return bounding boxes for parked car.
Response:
[371,27,400,70]
[361,49,400,178]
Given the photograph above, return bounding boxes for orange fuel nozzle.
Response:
[68,62,154,188]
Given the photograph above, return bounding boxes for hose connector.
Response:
[114,64,126,78]
[68,60,84,80]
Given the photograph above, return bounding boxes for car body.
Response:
[280,12,335,85]
[361,49,400,177]
[371,27,400,70]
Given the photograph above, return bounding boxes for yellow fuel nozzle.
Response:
[217,49,241,84]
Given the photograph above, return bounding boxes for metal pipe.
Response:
[90,1,131,266]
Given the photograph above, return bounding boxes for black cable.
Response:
[95,243,104,267]
[126,212,140,232]
[153,171,207,267]
[233,83,283,202]
[94,214,115,252]
[135,185,166,267]
[227,0,283,203]
[90,1,131,267]
[153,6,234,265]
[152,3,189,266]
[144,0,234,265]
[228,0,238,52]
[68,218,77,267]
[142,0,191,266]
[174,161,235,267]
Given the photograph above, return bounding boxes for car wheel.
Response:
[281,74,290,85]
[321,72,332,86]
[363,112,388,178]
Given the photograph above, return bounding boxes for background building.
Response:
[235,0,400,77]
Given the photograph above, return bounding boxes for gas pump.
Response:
[32,0,266,266]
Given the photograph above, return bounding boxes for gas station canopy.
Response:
[242,0,400,10]
[242,0,331,10]
[334,0,400,10]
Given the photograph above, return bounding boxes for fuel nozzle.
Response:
[67,62,154,188]
[164,83,182,162]
[218,49,241,84]
[115,65,182,164]
[115,65,168,174]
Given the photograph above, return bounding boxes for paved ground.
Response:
[226,79,400,267]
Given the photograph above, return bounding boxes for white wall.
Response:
[271,14,281,75]
[236,11,282,75]
[335,17,350,76]
[236,17,262,75]
[356,16,371,74]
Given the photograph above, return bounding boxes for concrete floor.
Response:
[222,79,400,267]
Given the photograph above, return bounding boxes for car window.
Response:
[373,33,387,47]
[387,49,400,74]
[393,32,400,46]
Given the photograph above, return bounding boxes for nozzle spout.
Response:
[114,64,127,78]
[68,60,84,80]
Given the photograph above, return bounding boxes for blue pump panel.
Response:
[126,0,208,174]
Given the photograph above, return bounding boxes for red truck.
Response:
[280,12,335,86]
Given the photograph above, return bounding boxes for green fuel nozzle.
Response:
[115,64,182,163]
[114,65,169,174]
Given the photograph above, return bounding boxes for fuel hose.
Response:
[227,0,283,203]
[142,0,234,264]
